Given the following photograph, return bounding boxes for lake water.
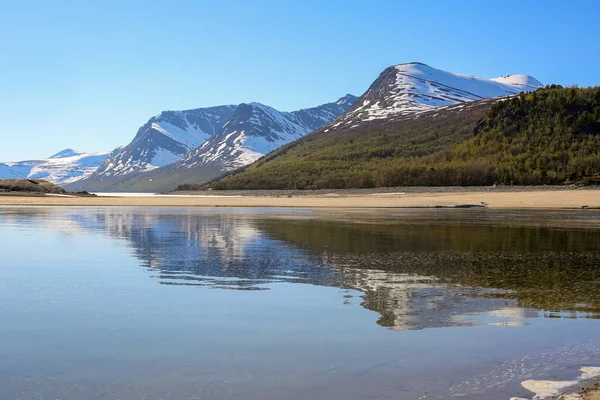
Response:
[1,207,600,400]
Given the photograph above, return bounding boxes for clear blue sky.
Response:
[1,0,599,160]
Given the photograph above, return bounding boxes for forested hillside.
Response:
[206,86,600,189]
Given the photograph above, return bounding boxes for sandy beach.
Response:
[0,189,599,209]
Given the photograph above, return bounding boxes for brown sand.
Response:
[582,385,600,400]
[0,190,599,209]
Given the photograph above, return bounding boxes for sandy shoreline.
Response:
[0,189,599,209]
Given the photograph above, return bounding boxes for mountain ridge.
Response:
[207,85,600,190]
[91,105,237,179]
[66,95,358,192]
[329,62,543,133]
[0,149,110,186]
[7,62,553,192]
[171,94,359,172]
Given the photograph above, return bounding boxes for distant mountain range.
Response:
[0,149,110,186]
[3,62,567,191]
[65,95,357,192]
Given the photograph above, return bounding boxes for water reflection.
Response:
[259,216,600,329]
[2,207,600,331]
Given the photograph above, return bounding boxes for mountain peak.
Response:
[171,94,359,174]
[337,94,358,105]
[395,61,430,68]
[88,105,237,178]
[332,63,543,129]
[245,102,275,111]
[49,149,80,159]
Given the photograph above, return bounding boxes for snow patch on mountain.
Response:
[171,95,358,171]
[0,149,111,185]
[91,105,237,178]
[149,120,209,150]
[338,63,543,127]
[490,74,544,89]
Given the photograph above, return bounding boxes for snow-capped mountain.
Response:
[169,94,358,171]
[0,149,110,185]
[292,94,357,131]
[67,95,357,192]
[331,62,543,130]
[91,105,237,178]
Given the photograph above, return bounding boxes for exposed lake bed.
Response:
[1,207,600,399]
[0,188,600,209]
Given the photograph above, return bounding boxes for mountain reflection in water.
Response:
[2,207,600,331]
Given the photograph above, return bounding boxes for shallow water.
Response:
[1,207,600,399]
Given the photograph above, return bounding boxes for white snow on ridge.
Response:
[150,120,211,150]
[88,106,236,179]
[77,97,354,187]
[177,102,319,171]
[490,74,544,89]
[0,149,110,185]
[246,103,310,141]
[246,103,308,150]
[342,63,543,125]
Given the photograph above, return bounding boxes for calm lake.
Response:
[1,207,600,399]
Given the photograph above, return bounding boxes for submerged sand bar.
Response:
[0,190,599,209]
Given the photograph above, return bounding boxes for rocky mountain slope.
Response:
[170,94,358,171]
[0,149,110,186]
[91,105,237,178]
[67,95,357,192]
[328,62,543,132]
